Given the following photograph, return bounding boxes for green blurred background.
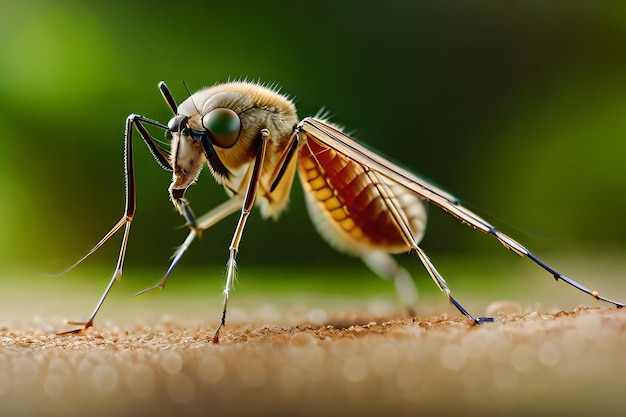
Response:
[1,1,626,284]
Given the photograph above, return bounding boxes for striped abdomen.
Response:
[297,133,427,256]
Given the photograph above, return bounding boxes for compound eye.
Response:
[202,108,241,148]
[167,115,188,134]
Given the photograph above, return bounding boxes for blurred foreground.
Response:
[1,252,625,416]
[0,306,624,417]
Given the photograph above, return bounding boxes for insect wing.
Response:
[298,117,626,309]
[298,118,499,239]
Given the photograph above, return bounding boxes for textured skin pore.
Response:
[298,133,427,256]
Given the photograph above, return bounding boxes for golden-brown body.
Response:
[298,132,427,255]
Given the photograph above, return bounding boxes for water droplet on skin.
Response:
[197,356,225,384]
[342,355,369,382]
[510,343,536,373]
[257,303,281,322]
[537,341,560,367]
[47,357,72,381]
[91,363,119,393]
[13,356,39,384]
[289,332,317,347]
[485,300,523,316]
[160,351,183,374]
[307,308,328,326]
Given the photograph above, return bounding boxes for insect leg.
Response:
[61,114,171,332]
[158,81,178,114]
[268,131,299,192]
[491,229,624,307]
[412,246,494,324]
[213,129,270,343]
[366,170,492,324]
[134,196,243,296]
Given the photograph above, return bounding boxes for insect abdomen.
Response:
[298,133,427,256]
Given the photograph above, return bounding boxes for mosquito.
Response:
[60,80,624,342]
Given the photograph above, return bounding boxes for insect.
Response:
[61,80,624,342]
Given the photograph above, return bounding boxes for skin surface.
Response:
[0,304,624,417]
